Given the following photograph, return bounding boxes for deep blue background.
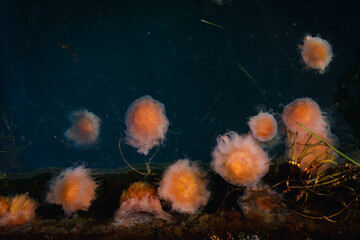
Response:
[1,0,360,172]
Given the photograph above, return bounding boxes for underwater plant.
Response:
[125,95,169,155]
[158,159,210,214]
[287,130,338,173]
[271,123,360,223]
[298,122,360,167]
[114,181,171,227]
[46,165,98,215]
[0,109,33,173]
[282,98,339,173]
[211,132,270,187]
[65,109,101,147]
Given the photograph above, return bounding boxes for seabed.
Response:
[1,161,360,240]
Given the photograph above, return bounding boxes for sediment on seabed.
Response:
[1,161,360,240]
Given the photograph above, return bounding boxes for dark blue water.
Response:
[1,0,360,172]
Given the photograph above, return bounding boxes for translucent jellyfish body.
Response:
[211,132,270,187]
[0,197,7,216]
[299,35,333,73]
[291,131,338,173]
[283,97,338,173]
[114,182,171,227]
[282,98,328,136]
[238,183,287,225]
[248,112,278,142]
[125,95,169,155]
[65,109,101,147]
[0,194,37,227]
[158,159,210,214]
[46,166,98,215]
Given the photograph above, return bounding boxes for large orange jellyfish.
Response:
[299,35,333,73]
[211,132,270,187]
[290,131,338,173]
[248,112,278,142]
[282,98,329,136]
[65,109,101,147]
[125,95,169,155]
[158,159,210,214]
[114,182,172,227]
[0,197,8,216]
[46,166,98,215]
[0,194,37,227]
[238,183,287,225]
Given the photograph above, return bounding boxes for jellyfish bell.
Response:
[211,132,270,187]
[299,35,333,73]
[282,98,329,137]
[248,111,278,142]
[0,197,9,216]
[238,183,287,225]
[0,194,37,227]
[65,109,101,147]
[290,131,338,174]
[114,182,172,227]
[46,165,98,215]
[125,95,169,155]
[158,159,210,214]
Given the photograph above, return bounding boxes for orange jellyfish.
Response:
[0,194,37,227]
[125,95,169,155]
[238,183,287,225]
[65,109,101,147]
[0,197,8,216]
[299,35,333,73]
[248,112,278,142]
[46,166,98,215]
[211,132,270,187]
[114,182,172,227]
[158,159,210,213]
[291,131,338,173]
[282,97,329,137]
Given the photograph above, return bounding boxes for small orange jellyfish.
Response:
[211,132,270,187]
[65,109,101,147]
[46,166,98,215]
[282,97,328,136]
[114,182,172,227]
[238,183,287,225]
[125,95,169,155]
[248,112,278,142]
[0,194,37,227]
[158,159,210,214]
[299,35,333,73]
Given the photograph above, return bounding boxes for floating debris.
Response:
[201,19,225,29]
